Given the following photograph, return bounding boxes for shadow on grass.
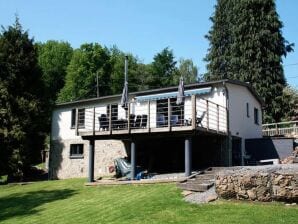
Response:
[0,189,77,222]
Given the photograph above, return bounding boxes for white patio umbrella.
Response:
[120,56,129,109]
[176,76,185,105]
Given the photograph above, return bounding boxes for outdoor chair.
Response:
[98,114,109,131]
[170,115,179,126]
[129,114,136,128]
[196,111,206,126]
[157,114,166,127]
[135,115,142,128]
[141,114,148,128]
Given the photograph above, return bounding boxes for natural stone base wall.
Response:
[50,139,127,179]
[216,165,298,202]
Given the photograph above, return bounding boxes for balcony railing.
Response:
[262,121,298,137]
[75,95,228,136]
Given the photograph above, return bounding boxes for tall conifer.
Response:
[205,0,293,122]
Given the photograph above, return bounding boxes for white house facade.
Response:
[49,80,263,180]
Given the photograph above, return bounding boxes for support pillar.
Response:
[185,137,192,177]
[131,141,136,180]
[88,139,95,182]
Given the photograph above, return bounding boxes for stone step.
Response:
[195,174,215,180]
[177,182,214,192]
[188,180,214,185]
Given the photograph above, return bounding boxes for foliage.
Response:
[205,0,294,122]
[109,46,149,94]
[149,47,178,88]
[281,86,298,121]
[0,18,47,181]
[57,43,111,102]
[37,40,73,104]
[174,58,199,85]
[0,179,297,224]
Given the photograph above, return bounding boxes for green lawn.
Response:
[0,179,297,224]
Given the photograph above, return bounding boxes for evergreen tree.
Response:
[0,19,47,181]
[205,0,293,122]
[149,47,178,88]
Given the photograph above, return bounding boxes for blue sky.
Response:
[0,0,297,87]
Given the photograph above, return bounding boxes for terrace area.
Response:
[74,94,228,138]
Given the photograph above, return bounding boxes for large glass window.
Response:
[71,108,85,129]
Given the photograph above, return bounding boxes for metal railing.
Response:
[75,95,228,136]
[262,121,298,137]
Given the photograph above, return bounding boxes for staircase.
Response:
[177,168,219,192]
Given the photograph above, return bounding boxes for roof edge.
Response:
[55,79,264,108]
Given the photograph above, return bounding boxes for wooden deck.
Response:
[75,95,228,138]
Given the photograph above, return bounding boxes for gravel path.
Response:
[184,186,218,204]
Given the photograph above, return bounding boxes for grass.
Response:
[34,163,46,170]
[0,179,297,224]
[0,175,7,184]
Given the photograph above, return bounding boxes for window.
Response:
[246,103,250,117]
[254,108,259,125]
[78,108,85,128]
[107,104,118,121]
[70,108,85,129]
[156,98,184,127]
[71,109,76,128]
[70,144,84,158]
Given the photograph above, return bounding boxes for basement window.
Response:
[70,144,84,158]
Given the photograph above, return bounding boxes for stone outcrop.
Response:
[216,165,298,202]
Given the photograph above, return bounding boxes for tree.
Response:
[149,47,178,88]
[57,43,111,102]
[204,0,234,80]
[37,40,73,103]
[205,0,293,122]
[174,58,198,85]
[281,86,298,121]
[109,46,147,94]
[0,18,47,181]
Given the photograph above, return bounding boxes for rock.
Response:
[206,194,218,202]
[215,164,298,203]
[182,190,193,197]
[247,189,257,200]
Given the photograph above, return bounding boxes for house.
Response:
[49,79,263,181]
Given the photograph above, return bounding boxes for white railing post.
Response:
[168,98,171,130]
[75,108,79,136]
[191,95,196,129]
[206,100,209,131]
[92,107,95,135]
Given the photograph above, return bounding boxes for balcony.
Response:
[74,95,228,138]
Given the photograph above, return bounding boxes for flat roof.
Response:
[56,79,264,107]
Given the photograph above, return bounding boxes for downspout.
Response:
[223,81,229,134]
[48,110,53,180]
[223,81,232,166]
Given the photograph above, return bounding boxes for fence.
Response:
[262,121,298,137]
[75,95,228,136]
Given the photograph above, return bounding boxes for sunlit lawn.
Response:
[0,178,297,224]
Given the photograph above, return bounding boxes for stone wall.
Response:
[49,139,127,179]
[216,165,298,202]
